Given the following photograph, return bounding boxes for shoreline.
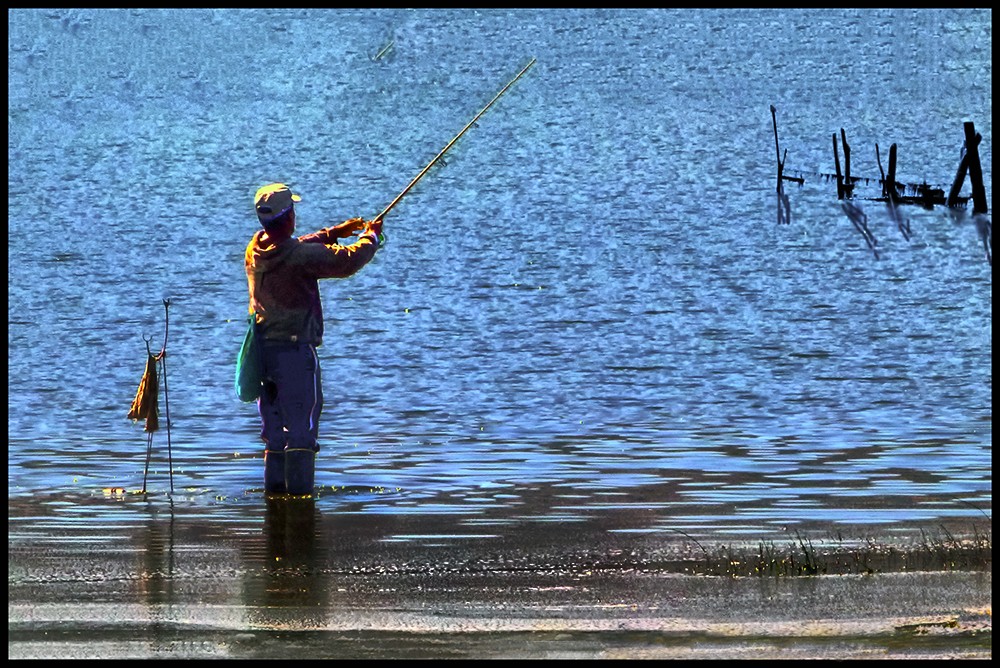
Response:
[9,570,992,659]
[8,506,992,659]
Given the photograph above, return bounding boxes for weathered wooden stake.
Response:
[840,128,854,198]
[876,143,887,197]
[770,105,783,193]
[887,144,899,202]
[770,105,793,225]
[832,133,844,200]
[963,121,988,215]
[946,133,980,208]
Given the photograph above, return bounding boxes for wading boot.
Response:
[284,448,316,496]
[263,449,286,495]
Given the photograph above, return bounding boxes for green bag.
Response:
[235,313,264,402]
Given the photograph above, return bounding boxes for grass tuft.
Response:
[680,525,991,578]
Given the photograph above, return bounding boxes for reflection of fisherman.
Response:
[240,498,327,630]
[245,183,383,495]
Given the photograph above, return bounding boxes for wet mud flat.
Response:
[8,571,992,660]
[8,504,992,660]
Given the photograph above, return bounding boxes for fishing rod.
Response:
[372,57,536,224]
[373,40,394,61]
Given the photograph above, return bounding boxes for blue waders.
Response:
[258,342,322,495]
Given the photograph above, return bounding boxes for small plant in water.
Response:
[691,524,991,578]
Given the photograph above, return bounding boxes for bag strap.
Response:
[250,311,266,381]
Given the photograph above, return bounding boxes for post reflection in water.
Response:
[134,501,180,654]
[137,501,177,606]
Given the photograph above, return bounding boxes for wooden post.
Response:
[876,143,887,197]
[832,133,844,200]
[886,143,898,203]
[964,121,988,214]
[770,105,783,193]
[840,128,853,198]
[770,105,794,225]
[946,132,980,207]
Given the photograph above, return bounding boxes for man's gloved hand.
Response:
[361,219,386,247]
[333,217,367,238]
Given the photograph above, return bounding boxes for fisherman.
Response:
[245,182,383,495]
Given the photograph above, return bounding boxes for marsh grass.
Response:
[673,525,992,578]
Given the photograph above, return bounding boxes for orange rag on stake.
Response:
[127,353,160,432]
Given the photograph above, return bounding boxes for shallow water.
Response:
[8,8,992,542]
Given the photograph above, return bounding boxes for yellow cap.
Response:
[254,183,302,224]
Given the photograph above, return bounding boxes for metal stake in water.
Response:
[161,298,174,494]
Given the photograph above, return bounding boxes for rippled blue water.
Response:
[8,8,991,537]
